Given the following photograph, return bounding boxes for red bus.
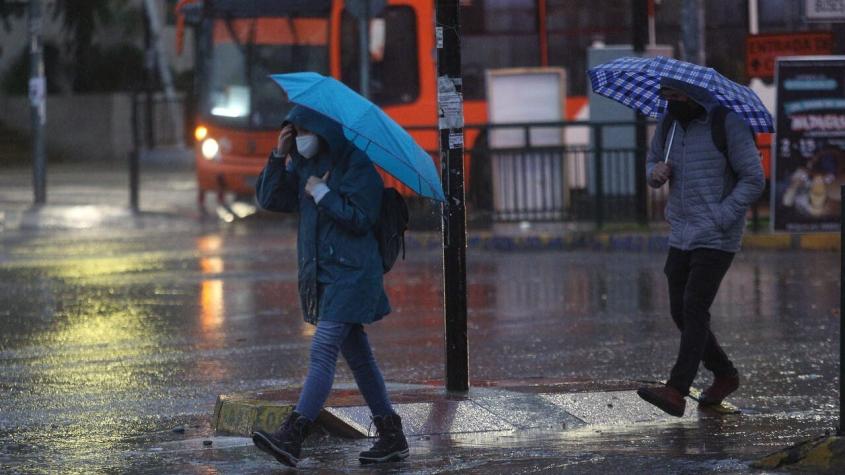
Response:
[176,0,588,206]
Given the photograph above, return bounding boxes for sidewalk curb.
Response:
[406,231,839,252]
[213,379,710,439]
[213,394,363,438]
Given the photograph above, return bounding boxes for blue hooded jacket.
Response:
[255,106,390,324]
[646,78,765,253]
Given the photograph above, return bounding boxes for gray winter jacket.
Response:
[646,80,765,253]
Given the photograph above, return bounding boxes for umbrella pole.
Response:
[436,0,469,392]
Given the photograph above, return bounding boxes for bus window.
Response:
[202,17,330,129]
[341,6,420,105]
[460,0,540,100]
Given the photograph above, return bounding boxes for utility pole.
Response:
[359,0,370,98]
[28,0,46,204]
[435,0,468,392]
[143,11,155,148]
[143,0,183,145]
[840,185,844,436]
[632,0,649,225]
[681,0,705,65]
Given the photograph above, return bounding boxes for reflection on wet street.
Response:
[0,218,839,473]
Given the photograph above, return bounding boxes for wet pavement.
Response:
[0,164,841,473]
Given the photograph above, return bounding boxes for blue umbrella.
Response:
[269,72,445,202]
[588,56,774,133]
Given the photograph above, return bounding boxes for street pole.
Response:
[359,0,370,99]
[435,0,468,392]
[748,0,759,35]
[681,0,705,65]
[28,0,46,205]
[840,184,844,436]
[143,10,155,148]
[632,0,649,225]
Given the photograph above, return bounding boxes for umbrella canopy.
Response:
[269,72,445,202]
[588,56,774,133]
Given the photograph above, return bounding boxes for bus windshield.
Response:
[202,17,329,129]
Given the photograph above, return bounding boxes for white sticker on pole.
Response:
[436,27,443,49]
[29,77,45,107]
[437,76,464,130]
[449,132,464,149]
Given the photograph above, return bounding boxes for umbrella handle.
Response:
[663,122,677,163]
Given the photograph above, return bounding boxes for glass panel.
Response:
[202,18,330,129]
[340,6,420,106]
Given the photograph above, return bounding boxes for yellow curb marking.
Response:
[752,435,841,470]
[742,234,792,250]
[800,233,840,251]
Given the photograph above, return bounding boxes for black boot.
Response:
[252,411,311,467]
[359,413,410,464]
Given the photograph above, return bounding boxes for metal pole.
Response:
[594,124,604,229]
[681,0,702,64]
[633,0,649,225]
[359,0,370,99]
[129,94,140,212]
[28,0,46,205]
[436,0,468,392]
[839,184,844,436]
[696,0,705,66]
[647,0,656,47]
[748,0,759,35]
[143,11,155,148]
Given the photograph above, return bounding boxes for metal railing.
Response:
[131,91,189,149]
[411,120,666,228]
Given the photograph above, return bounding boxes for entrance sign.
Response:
[746,32,833,80]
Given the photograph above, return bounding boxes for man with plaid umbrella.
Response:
[589,56,770,416]
[638,77,765,416]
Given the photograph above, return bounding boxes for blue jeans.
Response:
[295,320,394,421]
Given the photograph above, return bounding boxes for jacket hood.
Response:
[284,105,349,155]
[661,77,720,113]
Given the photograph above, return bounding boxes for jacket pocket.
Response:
[325,242,362,269]
[708,203,732,232]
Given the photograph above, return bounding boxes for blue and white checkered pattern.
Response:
[588,56,774,133]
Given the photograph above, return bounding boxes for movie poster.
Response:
[772,57,845,232]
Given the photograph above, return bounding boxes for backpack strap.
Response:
[710,106,730,159]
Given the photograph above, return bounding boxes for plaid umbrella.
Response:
[588,56,774,133]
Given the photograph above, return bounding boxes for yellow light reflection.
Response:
[197,235,225,331]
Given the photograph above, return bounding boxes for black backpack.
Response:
[374,187,409,273]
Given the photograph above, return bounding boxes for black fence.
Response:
[131,92,191,150]
[412,120,669,227]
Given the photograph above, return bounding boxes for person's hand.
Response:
[650,162,671,186]
[305,171,330,197]
[275,124,295,159]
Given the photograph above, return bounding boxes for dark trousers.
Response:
[665,247,737,395]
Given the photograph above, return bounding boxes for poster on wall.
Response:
[772,57,845,232]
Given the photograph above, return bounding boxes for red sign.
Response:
[746,32,833,79]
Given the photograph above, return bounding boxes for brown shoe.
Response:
[637,385,686,417]
[699,373,739,406]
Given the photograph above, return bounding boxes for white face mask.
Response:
[295,134,320,159]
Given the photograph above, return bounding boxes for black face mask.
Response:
[667,100,704,122]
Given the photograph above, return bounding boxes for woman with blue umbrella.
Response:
[250,104,409,467]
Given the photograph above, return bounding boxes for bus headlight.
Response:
[194,125,208,141]
[201,137,220,160]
